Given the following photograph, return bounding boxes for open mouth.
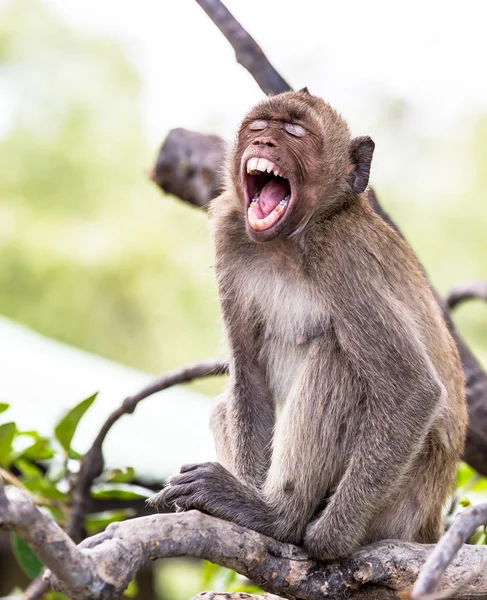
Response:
[245,158,292,231]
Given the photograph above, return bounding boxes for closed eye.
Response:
[249,120,269,131]
[283,122,307,137]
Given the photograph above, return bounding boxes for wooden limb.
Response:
[3,483,487,600]
[412,503,487,599]
[195,0,291,95]
[0,486,93,592]
[23,359,228,600]
[446,282,487,311]
[190,595,285,600]
[67,359,228,542]
[149,128,226,210]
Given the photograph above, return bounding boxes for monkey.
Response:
[150,89,468,560]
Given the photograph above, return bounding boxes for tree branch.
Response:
[22,359,228,600]
[412,503,487,599]
[446,282,487,311]
[2,483,487,600]
[67,359,228,541]
[195,0,291,95]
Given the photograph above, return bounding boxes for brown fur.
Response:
[151,91,467,560]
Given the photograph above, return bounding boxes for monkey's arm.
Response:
[304,288,444,560]
[213,276,276,485]
[216,355,275,485]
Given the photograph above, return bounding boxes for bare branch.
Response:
[0,486,92,590]
[68,359,228,541]
[446,282,487,311]
[195,0,291,95]
[3,484,487,600]
[21,359,228,600]
[412,503,487,599]
[190,594,285,600]
[149,128,226,210]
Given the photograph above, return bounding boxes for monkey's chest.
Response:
[249,276,330,405]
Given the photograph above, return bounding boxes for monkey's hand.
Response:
[304,511,361,561]
[149,462,261,523]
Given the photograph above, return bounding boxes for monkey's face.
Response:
[232,91,374,243]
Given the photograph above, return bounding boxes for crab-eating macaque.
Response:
[150,90,468,560]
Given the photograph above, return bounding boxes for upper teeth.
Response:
[247,157,284,178]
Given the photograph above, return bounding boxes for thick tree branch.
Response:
[2,483,487,600]
[446,282,487,311]
[195,0,291,95]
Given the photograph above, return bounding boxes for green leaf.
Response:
[200,561,220,589]
[68,448,82,460]
[54,392,97,452]
[45,505,66,525]
[0,422,16,467]
[222,568,238,591]
[45,591,70,600]
[23,477,66,501]
[456,462,476,489]
[468,526,486,545]
[0,402,10,414]
[123,578,139,597]
[11,533,43,579]
[104,466,136,483]
[13,458,44,479]
[459,497,471,508]
[91,483,154,500]
[85,508,136,535]
[21,438,55,461]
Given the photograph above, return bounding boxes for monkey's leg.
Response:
[261,336,359,544]
[209,398,235,472]
[303,386,442,560]
[364,432,457,544]
[153,338,349,541]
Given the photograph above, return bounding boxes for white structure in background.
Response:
[0,317,216,480]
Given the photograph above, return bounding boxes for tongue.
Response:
[258,179,289,216]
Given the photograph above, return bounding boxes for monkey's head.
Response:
[229,89,375,242]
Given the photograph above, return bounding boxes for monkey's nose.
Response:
[252,137,276,148]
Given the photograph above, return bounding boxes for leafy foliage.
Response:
[54,393,98,452]
[0,398,151,596]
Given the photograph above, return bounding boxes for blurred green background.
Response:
[1,0,487,383]
[1,1,487,598]
[0,0,224,397]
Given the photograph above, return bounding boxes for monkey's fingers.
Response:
[148,483,194,510]
[179,463,201,473]
[169,470,202,486]
[156,483,198,507]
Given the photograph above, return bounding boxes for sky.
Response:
[44,0,487,145]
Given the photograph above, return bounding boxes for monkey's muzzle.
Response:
[245,157,292,231]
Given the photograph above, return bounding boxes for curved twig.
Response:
[446,282,487,311]
[412,503,487,599]
[68,359,228,541]
[195,0,291,95]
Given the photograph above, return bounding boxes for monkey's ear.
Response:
[349,136,375,194]
[299,87,310,95]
